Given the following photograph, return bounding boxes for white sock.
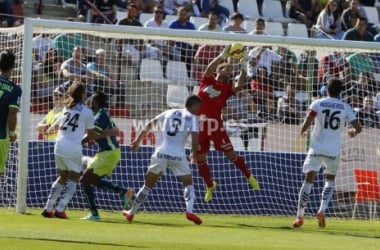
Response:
[318,180,335,214]
[184,185,195,213]
[130,185,151,215]
[296,181,313,218]
[56,180,77,212]
[45,179,64,211]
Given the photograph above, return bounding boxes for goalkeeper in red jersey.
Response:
[195,45,260,202]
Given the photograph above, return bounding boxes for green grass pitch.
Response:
[1,208,379,250]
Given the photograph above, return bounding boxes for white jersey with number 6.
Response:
[54,103,94,158]
[154,108,199,157]
[309,97,356,156]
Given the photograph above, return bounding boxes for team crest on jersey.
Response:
[203,86,221,98]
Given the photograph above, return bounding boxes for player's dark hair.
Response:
[0,50,15,72]
[185,95,202,109]
[92,91,108,108]
[65,81,86,108]
[327,78,343,98]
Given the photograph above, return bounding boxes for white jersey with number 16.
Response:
[309,97,356,156]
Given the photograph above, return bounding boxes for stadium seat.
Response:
[167,61,194,85]
[287,23,309,38]
[265,21,284,36]
[30,103,50,114]
[247,138,260,151]
[139,13,152,25]
[261,0,294,23]
[166,84,189,108]
[116,10,125,24]
[352,169,379,220]
[164,15,178,25]
[190,16,208,29]
[362,6,380,26]
[230,136,245,151]
[140,58,165,81]
[237,0,260,20]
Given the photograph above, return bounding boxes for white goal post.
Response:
[4,18,380,218]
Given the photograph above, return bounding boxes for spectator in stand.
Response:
[0,0,14,27]
[356,96,380,128]
[87,49,117,101]
[277,83,304,125]
[119,4,163,80]
[250,66,276,120]
[169,7,197,78]
[144,5,181,79]
[247,46,282,79]
[287,0,315,30]
[341,0,365,31]
[34,48,63,103]
[314,0,344,39]
[36,86,66,141]
[248,18,267,35]
[224,87,261,150]
[33,34,54,62]
[53,32,87,60]
[90,0,117,24]
[198,11,222,31]
[164,0,201,17]
[342,16,374,41]
[193,44,223,81]
[60,46,88,84]
[345,52,375,81]
[345,71,377,107]
[318,51,349,86]
[298,49,320,98]
[223,12,246,33]
[200,0,230,25]
[12,0,24,26]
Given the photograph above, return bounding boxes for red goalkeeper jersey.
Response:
[198,74,233,120]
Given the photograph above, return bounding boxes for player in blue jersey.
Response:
[80,91,134,221]
[0,50,21,180]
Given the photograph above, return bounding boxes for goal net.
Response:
[2,19,380,219]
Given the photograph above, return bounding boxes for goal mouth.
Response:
[2,18,378,219]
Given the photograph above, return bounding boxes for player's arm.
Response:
[300,109,316,137]
[8,106,18,142]
[232,53,248,94]
[204,45,230,78]
[131,118,158,152]
[347,119,362,138]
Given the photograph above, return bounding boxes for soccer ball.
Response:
[229,43,245,60]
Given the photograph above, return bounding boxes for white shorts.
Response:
[302,152,340,175]
[148,152,190,176]
[55,155,82,173]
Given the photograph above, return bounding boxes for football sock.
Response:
[184,185,195,213]
[45,179,64,211]
[296,181,313,218]
[319,180,335,214]
[56,179,77,212]
[130,185,151,214]
[233,155,251,179]
[98,177,124,194]
[83,186,99,216]
[197,162,213,188]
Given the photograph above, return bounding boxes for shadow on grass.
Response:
[0,236,145,248]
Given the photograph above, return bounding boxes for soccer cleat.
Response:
[54,210,68,219]
[122,209,134,222]
[122,188,134,210]
[248,175,260,190]
[204,181,217,202]
[316,212,326,228]
[292,217,304,228]
[80,213,100,221]
[186,212,202,225]
[41,209,54,218]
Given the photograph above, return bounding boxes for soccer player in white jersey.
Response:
[123,95,203,224]
[41,82,108,219]
[293,79,362,228]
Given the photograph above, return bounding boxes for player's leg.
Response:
[124,156,164,222]
[175,159,202,224]
[42,155,68,217]
[316,157,339,228]
[0,140,9,192]
[54,156,82,219]
[80,168,101,220]
[293,154,320,228]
